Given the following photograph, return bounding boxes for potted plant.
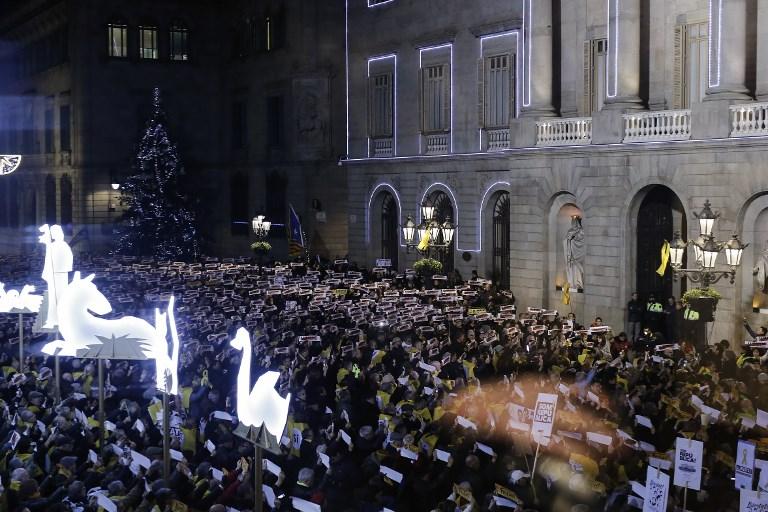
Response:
[413,257,443,279]
[681,287,722,322]
[250,241,272,254]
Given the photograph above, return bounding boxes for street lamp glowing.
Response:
[111,183,121,190]
[402,215,416,244]
[441,217,455,245]
[252,215,271,238]
[421,199,435,222]
[699,238,720,269]
[669,231,686,268]
[724,234,747,267]
[695,199,718,237]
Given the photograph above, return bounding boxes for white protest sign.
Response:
[642,466,670,512]
[740,489,768,512]
[531,393,558,443]
[735,440,757,490]
[674,437,704,491]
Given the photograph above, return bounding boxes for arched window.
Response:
[45,175,57,224]
[60,174,73,232]
[380,193,399,270]
[230,173,249,236]
[492,192,510,289]
[107,20,128,57]
[429,190,454,274]
[170,21,189,61]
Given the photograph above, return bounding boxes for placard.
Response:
[375,258,392,267]
[531,393,558,443]
[642,466,670,512]
[740,489,768,512]
[735,440,757,490]
[674,437,704,491]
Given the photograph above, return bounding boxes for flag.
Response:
[656,240,670,276]
[288,204,305,257]
[561,281,571,305]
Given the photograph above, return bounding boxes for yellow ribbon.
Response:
[656,240,670,276]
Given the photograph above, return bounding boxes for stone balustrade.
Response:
[536,117,592,146]
[730,103,768,137]
[486,128,511,151]
[425,133,449,154]
[372,137,393,157]
[623,109,691,142]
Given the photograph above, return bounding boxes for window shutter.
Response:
[477,57,485,128]
[367,75,374,138]
[442,64,451,132]
[508,53,517,126]
[672,24,685,109]
[583,40,593,114]
[384,72,393,137]
[419,67,425,133]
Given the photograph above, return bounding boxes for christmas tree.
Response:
[114,88,200,260]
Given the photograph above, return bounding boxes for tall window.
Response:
[583,38,608,113]
[22,105,34,154]
[380,193,399,270]
[170,23,189,61]
[429,191,454,274]
[681,22,708,108]
[230,173,249,235]
[492,192,510,290]
[421,64,449,132]
[139,26,158,59]
[44,101,54,153]
[369,73,393,138]
[482,54,514,127]
[232,100,247,150]
[108,22,128,57]
[266,96,283,148]
[59,105,71,151]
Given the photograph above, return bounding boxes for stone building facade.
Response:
[0,0,348,259]
[345,0,768,342]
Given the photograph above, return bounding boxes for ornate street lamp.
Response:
[251,215,271,239]
[402,215,416,245]
[667,200,747,288]
[421,199,435,223]
[401,209,457,255]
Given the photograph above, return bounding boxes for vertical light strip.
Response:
[366,183,404,245]
[523,0,532,107]
[478,31,520,151]
[419,43,453,155]
[367,54,398,158]
[607,0,619,98]
[345,0,349,157]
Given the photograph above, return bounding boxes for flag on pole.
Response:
[288,204,305,257]
[561,281,571,305]
[656,241,670,277]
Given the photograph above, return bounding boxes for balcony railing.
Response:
[424,133,449,155]
[730,102,768,137]
[623,109,691,142]
[536,117,592,146]
[371,137,393,157]
[486,128,510,151]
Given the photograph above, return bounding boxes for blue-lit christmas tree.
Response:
[114,88,200,260]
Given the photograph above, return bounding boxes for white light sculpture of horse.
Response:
[0,283,43,313]
[41,273,167,362]
[230,327,291,437]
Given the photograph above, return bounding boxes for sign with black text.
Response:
[531,393,558,443]
[674,437,704,491]
[642,466,670,512]
[736,440,756,490]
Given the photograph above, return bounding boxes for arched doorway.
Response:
[635,186,686,301]
[492,192,510,289]
[380,192,399,270]
[428,190,454,274]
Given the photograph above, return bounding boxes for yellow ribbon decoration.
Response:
[562,281,571,305]
[656,240,670,276]
[417,229,431,252]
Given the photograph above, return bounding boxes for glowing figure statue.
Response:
[152,295,180,395]
[0,283,43,313]
[39,224,73,329]
[41,273,173,362]
[230,328,291,437]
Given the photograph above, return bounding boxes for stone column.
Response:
[521,0,557,117]
[604,0,644,110]
[756,0,768,100]
[706,0,751,100]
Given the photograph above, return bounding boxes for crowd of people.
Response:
[0,252,767,512]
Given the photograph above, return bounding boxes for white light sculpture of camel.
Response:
[0,283,43,313]
[41,272,177,385]
[230,327,291,437]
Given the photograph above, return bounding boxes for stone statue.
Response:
[564,215,585,290]
[753,244,768,294]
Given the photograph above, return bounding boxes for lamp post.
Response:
[667,200,748,288]
[401,201,456,259]
[252,215,271,239]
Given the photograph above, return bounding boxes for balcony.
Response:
[424,133,449,155]
[623,109,691,142]
[730,102,768,137]
[486,128,510,151]
[371,137,393,157]
[536,117,592,146]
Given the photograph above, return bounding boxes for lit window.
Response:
[421,64,449,132]
[108,22,128,57]
[139,26,158,60]
[170,23,189,61]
